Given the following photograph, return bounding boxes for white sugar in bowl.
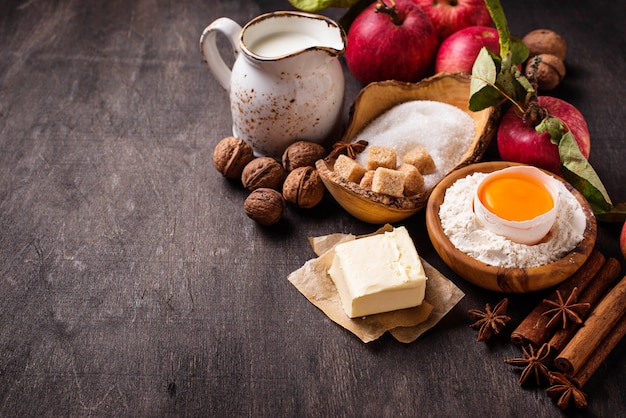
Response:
[473,166,560,245]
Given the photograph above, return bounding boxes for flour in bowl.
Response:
[354,100,476,191]
[439,172,586,268]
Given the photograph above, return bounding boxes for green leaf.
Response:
[510,36,530,65]
[535,116,564,146]
[558,131,613,212]
[469,47,502,111]
[536,117,617,216]
[288,0,360,12]
[595,203,626,223]
[512,65,534,103]
[484,0,511,57]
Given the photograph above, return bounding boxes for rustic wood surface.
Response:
[1,0,624,417]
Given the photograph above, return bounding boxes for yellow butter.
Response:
[328,226,427,318]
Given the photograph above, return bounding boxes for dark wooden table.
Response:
[1,0,624,416]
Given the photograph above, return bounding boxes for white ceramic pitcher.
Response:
[200,11,346,158]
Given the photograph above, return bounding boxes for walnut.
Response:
[526,54,566,91]
[281,141,327,172]
[241,157,285,191]
[522,29,567,61]
[213,136,254,179]
[244,188,285,226]
[282,166,325,209]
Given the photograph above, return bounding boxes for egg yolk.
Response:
[478,172,554,222]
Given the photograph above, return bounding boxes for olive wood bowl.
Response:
[316,72,500,224]
[425,161,597,293]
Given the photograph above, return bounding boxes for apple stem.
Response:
[375,0,402,26]
[523,56,547,127]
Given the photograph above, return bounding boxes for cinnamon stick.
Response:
[548,258,622,352]
[555,274,626,375]
[510,250,605,347]
[570,313,626,388]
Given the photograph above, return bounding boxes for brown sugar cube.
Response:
[359,170,375,190]
[403,145,436,174]
[398,164,425,196]
[334,154,367,183]
[372,167,406,197]
[366,146,397,170]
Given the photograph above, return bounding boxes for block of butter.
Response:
[328,226,427,318]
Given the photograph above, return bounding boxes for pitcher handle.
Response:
[199,17,242,91]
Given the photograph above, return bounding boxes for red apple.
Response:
[434,26,500,73]
[345,0,439,84]
[411,0,493,40]
[497,96,591,176]
[621,222,626,260]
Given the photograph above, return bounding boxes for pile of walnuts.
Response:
[212,137,328,225]
[522,29,568,91]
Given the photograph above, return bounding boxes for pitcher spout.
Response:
[240,11,346,62]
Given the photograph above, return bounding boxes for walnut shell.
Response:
[522,29,567,61]
[282,141,327,172]
[241,157,285,191]
[213,136,254,179]
[282,166,325,209]
[244,188,285,226]
[526,54,566,91]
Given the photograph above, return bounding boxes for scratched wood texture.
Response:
[1,0,624,417]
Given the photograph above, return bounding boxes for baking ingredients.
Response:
[281,140,327,172]
[403,145,435,174]
[434,26,500,74]
[504,343,553,386]
[328,226,427,318]
[345,0,438,84]
[541,288,589,330]
[282,166,325,209]
[548,258,621,352]
[503,250,624,410]
[468,298,511,342]
[213,136,254,179]
[522,29,567,61]
[555,274,626,376]
[354,100,475,191]
[510,250,606,348]
[471,0,626,222]
[333,154,367,184]
[241,157,285,191]
[477,169,554,221]
[526,53,566,91]
[497,95,589,176]
[473,166,560,245]
[371,167,405,197]
[547,372,588,410]
[328,140,368,160]
[411,0,493,41]
[366,145,397,170]
[398,163,424,195]
[439,172,585,268]
[244,188,286,225]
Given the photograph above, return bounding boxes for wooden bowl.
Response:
[425,161,597,293]
[316,72,500,224]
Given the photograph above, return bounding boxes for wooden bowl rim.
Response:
[425,161,597,293]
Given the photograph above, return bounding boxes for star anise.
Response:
[541,287,590,329]
[327,140,368,160]
[546,372,588,410]
[504,343,554,386]
[468,298,511,342]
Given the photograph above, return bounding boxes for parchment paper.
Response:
[287,225,465,343]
